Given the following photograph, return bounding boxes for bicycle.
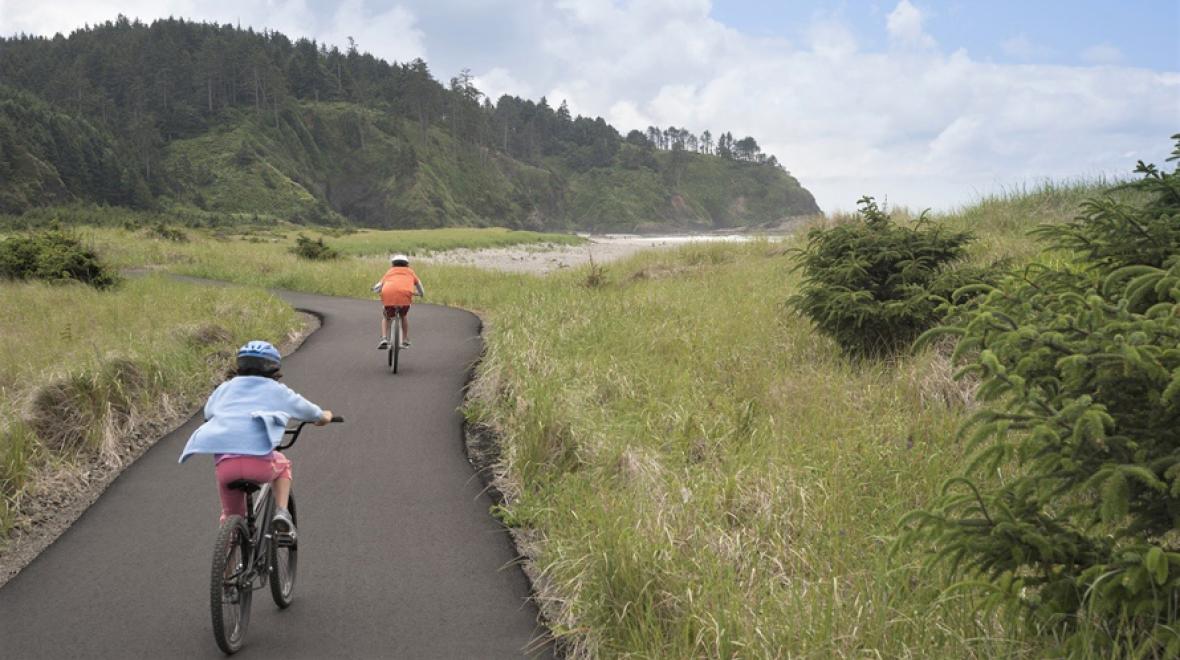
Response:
[209,415,344,655]
[386,306,403,374]
[384,292,420,375]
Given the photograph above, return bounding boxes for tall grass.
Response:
[943,178,1123,264]
[1,181,1108,653]
[0,275,298,536]
[469,242,1044,656]
[95,223,1067,653]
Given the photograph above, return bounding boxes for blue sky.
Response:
[710,1,1177,70]
[3,0,1178,212]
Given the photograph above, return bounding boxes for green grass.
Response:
[943,178,1123,263]
[0,275,298,536]
[295,226,583,256]
[467,242,1037,657]
[0,180,1115,653]
[70,183,1108,654]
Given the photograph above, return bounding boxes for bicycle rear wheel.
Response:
[269,493,298,608]
[211,516,252,655]
[391,313,401,374]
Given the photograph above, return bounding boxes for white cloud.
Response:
[1081,43,1124,65]
[1001,34,1053,61]
[3,0,1177,214]
[318,1,425,64]
[474,67,534,102]
[886,0,935,49]
[496,1,1176,211]
[606,100,652,134]
[808,20,858,60]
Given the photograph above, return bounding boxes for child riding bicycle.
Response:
[372,253,425,350]
[179,340,333,537]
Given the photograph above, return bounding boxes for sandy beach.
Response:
[419,234,775,274]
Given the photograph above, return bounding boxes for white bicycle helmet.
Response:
[390,254,410,266]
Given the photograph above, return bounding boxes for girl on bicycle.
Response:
[372,253,425,350]
[179,341,333,536]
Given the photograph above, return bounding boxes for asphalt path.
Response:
[0,291,549,658]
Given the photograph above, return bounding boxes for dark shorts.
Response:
[383,305,410,319]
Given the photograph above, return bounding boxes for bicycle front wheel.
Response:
[210,516,252,654]
[269,493,298,608]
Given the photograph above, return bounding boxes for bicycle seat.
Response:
[226,479,263,493]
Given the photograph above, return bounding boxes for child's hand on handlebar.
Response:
[316,410,334,426]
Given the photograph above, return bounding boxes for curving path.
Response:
[0,291,549,658]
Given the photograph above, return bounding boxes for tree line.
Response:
[0,16,787,195]
[630,127,778,166]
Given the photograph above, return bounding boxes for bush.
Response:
[0,231,118,289]
[787,196,975,358]
[145,222,188,242]
[900,136,1180,654]
[289,234,340,261]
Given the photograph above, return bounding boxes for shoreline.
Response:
[421,232,788,275]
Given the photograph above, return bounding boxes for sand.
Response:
[420,234,773,275]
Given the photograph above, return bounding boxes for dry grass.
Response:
[0,275,298,538]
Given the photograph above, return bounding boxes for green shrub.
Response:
[289,233,340,260]
[787,196,974,358]
[901,136,1180,654]
[0,231,118,289]
[145,222,188,242]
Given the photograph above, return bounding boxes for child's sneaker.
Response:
[377,338,389,350]
[273,507,296,538]
[401,340,411,349]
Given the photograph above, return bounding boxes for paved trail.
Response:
[0,291,548,658]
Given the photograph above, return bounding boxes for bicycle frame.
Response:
[239,486,276,590]
[226,421,314,592]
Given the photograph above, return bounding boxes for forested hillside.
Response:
[0,17,820,230]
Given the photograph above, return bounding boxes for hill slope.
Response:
[0,18,820,230]
[0,87,151,213]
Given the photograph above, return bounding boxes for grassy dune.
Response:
[1,181,1109,654]
[464,183,1108,656]
[0,275,299,535]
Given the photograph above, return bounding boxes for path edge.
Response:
[460,312,569,658]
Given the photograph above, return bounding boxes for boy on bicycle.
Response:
[372,253,424,350]
[179,340,333,537]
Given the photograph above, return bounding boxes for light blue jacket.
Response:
[178,376,324,463]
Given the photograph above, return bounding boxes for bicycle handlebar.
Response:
[278,415,344,450]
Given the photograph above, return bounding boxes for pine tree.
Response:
[900,136,1180,654]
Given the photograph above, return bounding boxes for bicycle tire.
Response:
[210,516,252,655]
[269,493,298,608]
[391,313,401,374]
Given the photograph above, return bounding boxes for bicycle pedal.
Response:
[275,531,297,547]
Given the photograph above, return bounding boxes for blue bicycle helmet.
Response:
[236,340,282,376]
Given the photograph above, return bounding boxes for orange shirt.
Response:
[378,266,420,306]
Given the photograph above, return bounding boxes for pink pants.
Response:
[215,453,292,519]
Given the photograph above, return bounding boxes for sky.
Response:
[2,0,1178,213]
